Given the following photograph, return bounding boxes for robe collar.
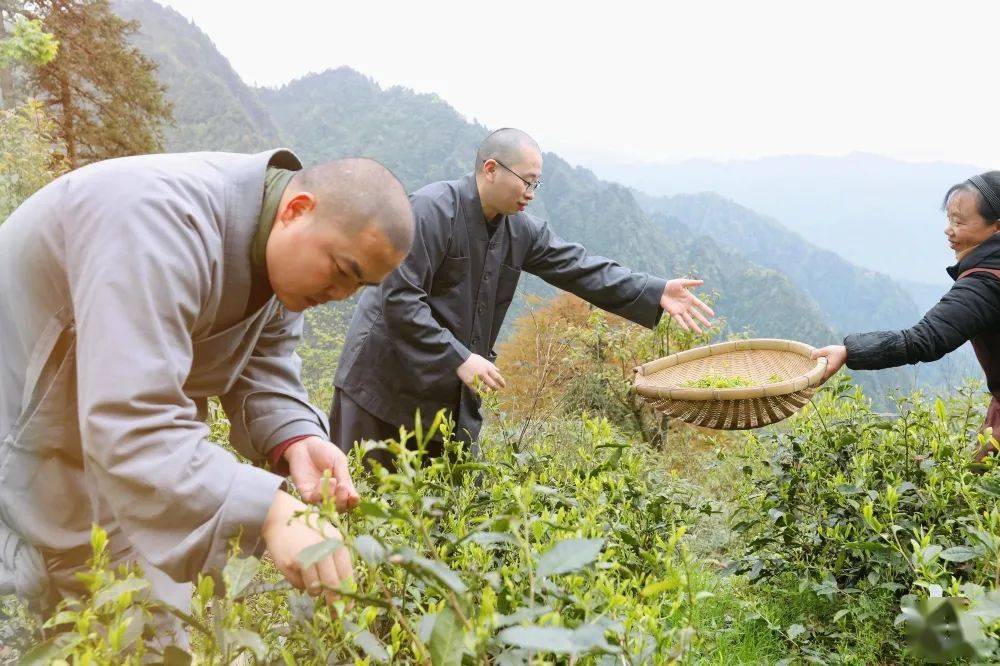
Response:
[458,173,503,243]
[217,149,302,326]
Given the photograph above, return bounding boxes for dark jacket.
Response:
[845,234,1000,395]
[334,174,667,441]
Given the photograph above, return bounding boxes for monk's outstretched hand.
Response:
[661,278,715,334]
[284,437,360,511]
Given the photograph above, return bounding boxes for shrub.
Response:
[732,376,1000,661]
[22,412,727,664]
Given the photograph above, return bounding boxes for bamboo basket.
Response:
[633,338,828,430]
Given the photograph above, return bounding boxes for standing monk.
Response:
[0,150,414,634]
[333,128,713,464]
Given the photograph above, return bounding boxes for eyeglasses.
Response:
[491,159,542,193]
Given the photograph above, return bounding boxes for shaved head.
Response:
[292,157,414,253]
[475,128,541,173]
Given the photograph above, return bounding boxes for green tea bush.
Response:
[19,412,730,664]
[732,376,1000,662]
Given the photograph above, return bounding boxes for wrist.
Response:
[267,435,313,473]
[282,435,313,462]
[263,489,297,538]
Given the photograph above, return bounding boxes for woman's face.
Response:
[945,189,999,256]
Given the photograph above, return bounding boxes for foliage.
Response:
[15,411,741,664]
[493,293,718,448]
[18,0,171,167]
[731,376,1000,661]
[17,527,155,664]
[0,97,65,220]
[11,297,1000,663]
[683,375,754,389]
[0,15,56,67]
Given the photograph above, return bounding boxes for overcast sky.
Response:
[158,0,998,168]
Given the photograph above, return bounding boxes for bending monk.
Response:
[0,150,413,638]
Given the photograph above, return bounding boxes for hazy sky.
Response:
[158,0,999,168]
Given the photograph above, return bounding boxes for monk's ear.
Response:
[279,192,317,223]
[482,159,498,182]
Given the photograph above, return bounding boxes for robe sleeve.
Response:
[845,273,1000,369]
[523,217,666,329]
[380,195,472,388]
[66,194,283,584]
[220,306,329,464]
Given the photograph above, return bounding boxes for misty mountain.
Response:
[590,152,980,285]
[257,66,834,342]
[636,191,920,333]
[113,0,282,152]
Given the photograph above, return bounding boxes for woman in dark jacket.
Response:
[813,171,1000,461]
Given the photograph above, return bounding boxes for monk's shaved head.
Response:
[475,128,541,173]
[293,157,414,253]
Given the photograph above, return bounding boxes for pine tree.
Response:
[15,0,171,168]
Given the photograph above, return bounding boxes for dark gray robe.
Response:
[334,173,666,446]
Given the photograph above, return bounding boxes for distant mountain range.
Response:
[111,0,979,393]
[588,153,982,285]
[636,191,919,333]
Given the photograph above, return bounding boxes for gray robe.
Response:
[0,149,329,606]
[334,173,666,444]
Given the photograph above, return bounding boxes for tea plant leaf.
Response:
[496,606,553,628]
[18,633,81,666]
[405,555,469,594]
[42,610,78,629]
[466,531,517,547]
[357,501,390,519]
[537,537,604,578]
[641,574,681,597]
[418,612,438,643]
[296,537,344,569]
[429,606,465,666]
[940,546,980,562]
[287,590,315,625]
[979,476,1000,498]
[787,624,807,640]
[221,627,267,661]
[498,623,616,654]
[118,605,147,651]
[499,626,577,652]
[346,620,390,663]
[162,645,194,666]
[93,577,149,610]
[222,555,260,599]
[354,534,388,565]
[570,623,618,652]
[843,540,891,553]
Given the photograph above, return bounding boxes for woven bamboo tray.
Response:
[633,339,827,430]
